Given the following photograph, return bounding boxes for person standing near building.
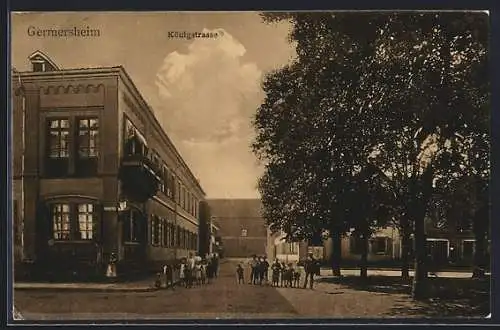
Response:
[271,259,281,287]
[257,256,265,285]
[179,259,187,288]
[236,264,244,284]
[261,256,270,285]
[213,252,220,278]
[249,255,258,284]
[303,253,317,290]
[186,253,196,288]
[206,255,214,284]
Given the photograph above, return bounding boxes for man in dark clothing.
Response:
[261,256,270,285]
[213,253,220,278]
[249,255,258,284]
[303,253,317,290]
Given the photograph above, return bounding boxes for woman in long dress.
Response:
[179,260,186,288]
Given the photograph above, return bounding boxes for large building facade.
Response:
[207,199,267,258]
[12,51,208,280]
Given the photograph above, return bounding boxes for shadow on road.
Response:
[317,275,411,294]
[317,275,490,318]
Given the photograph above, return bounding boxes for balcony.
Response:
[119,138,162,203]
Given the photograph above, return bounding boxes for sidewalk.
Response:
[319,268,490,278]
[14,277,160,292]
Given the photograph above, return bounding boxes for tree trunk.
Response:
[360,233,369,279]
[330,228,342,277]
[400,222,411,281]
[411,167,433,300]
[411,214,428,300]
[472,206,488,278]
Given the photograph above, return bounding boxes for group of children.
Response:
[179,253,219,288]
[271,260,303,288]
[156,253,220,289]
[236,257,304,288]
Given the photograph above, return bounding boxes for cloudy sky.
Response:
[11,12,296,198]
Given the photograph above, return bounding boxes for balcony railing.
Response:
[120,141,162,202]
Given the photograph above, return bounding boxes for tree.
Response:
[256,12,489,299]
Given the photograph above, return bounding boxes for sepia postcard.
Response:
[9,11,491,323]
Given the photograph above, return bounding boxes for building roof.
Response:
[207,199,263,219]
[28,50,60,70]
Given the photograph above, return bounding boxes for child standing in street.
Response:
[195,261,202,286]
[179,259,186,288]
[271,259,281,287]
[236,264,244,284]
[200,262,207,284]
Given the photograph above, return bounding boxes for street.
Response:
[14,260,489,320]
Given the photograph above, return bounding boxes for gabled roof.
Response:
[28,50,59,70]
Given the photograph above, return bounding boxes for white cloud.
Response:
[154,28,264,198]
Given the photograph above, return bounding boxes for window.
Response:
[160,166,168,194]
[76,204,94,240]
[181,229,185,249]
[159,217,165,247]
[151,216,160,246]
[52,204,71,240]
[77,118,99,158]
[33,62,44,72]
[51,202,97,241]
[169,173,175,199]
[123,210,141,243]
[463,240,475,259]
[176,181,181,204]
[371,237,389,255]
[163,220,169,247]
[176,225,181,248]
[124,118,147,157]
[151,151,160,169]
[170,223,176,247]
[182,187,186,209]
[349,236,364,254]
[241,229,248,237]
[76,118,99,176]
[46,118,70,176]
